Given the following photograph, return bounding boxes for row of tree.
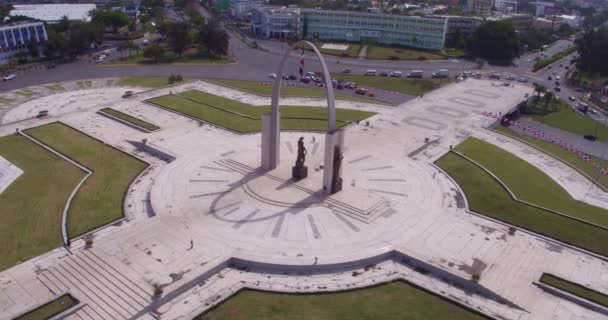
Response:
[575,27,608,75]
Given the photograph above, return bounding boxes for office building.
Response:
[0,22,47,64]
[231,0,264,18]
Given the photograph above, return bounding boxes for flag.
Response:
[298,49,305,76]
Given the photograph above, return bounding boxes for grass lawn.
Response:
[14,89,37,98]
[45,84,65,92]
[100,108,160,131]
[0,134,86,271]
[442,48,466,58]
[196,281,490,320]
[25,122,148,238]
[455,137,608,227]
[0,96,15,104]
[294,41,361,58]
[205,79,384,104]
[14,294,78,320]
[117,77,195,88]
[147,90,375,133]
[495,126,608,189]
[334,74,447,96]
[435,141,608,257]
[100,48,235,66]
[76,81,92,89]
[540,273,608,307]
[366,45,443,60]
[106,79,115,86]
[523,98,608,141]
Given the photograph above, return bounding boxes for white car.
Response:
[268,73,277,79]
[526,59,532,62]
[3,74,15,81]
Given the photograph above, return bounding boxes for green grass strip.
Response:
[333,74,448,96]
[540,273,608,307]
[455,137,608,228]
[533,46,577,71]
[0,96,15,104]
[45,84,65,92]
[117,77,194,88]
[14,89,37,97]
[14,294,78,320]
[523,98,608,141]
[0,134,85,271]
[147,90,375,133]
[495,126,608,189]
[435,147,608,257]
[25,123,148,238]
[100,108,160,131]
[205,79,383,105]
[197,281,491,320]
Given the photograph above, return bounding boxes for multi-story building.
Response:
[444,16,483,39]
[251,7,300,39]
[488,13,533,30]
[494,0,517,13]
[535,0,556,17]
[0,22,47,64]
[231,0,264,18]
[252,7,448,50]
[299,9,447,50]
[467,0,493,17]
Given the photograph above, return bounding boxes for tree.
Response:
[43,29,68,59]
[557,23,572,36]
[27,41,39,58]
[468,21,521,62]
[576,27,608,75]
[57,15,70,33]
[91,9,129,33]
[143,44,165,63]
[544,91,554,108]
[198,18,229,55]
[534,83,546,98]
[166,22,190,57]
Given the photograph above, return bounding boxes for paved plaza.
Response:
[0,156,22,194]
[0,78,607,320]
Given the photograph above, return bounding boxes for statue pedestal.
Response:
[331,177,342,194]
[292,165,308,180]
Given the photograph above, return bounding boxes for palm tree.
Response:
[544,91,554,108]
[534,84,546,98]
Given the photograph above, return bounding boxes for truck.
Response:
[408,70,424,78]
[431,69,449,78]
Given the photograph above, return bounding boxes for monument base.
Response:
[331,177,343,194]
[292,165,308,180]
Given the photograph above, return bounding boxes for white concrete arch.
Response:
[261,41,337,171]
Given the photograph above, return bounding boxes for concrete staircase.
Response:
[38,248,153,320]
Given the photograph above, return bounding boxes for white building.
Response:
[535,0,556,17]
[10,4,97,23]
[231,0,264,18]
[0,22,47,64]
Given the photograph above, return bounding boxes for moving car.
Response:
[3,74,15,81]
[489,73,501,80]
[379,71,389,77]
[389,71,402,77]
[432,69,450,78]
[568,96,576,101]
[268,73,277,79]
[364,70,377,76]
[518,78,528,83]
[355,88,367,95]
[555,86,561,92]
[341,68,351,73]
[408,70,424,78]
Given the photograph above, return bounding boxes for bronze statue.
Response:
[292,136,308,180]
[331,146,343,193]
[295,136,307,167]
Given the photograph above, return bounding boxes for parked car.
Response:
[344,82,356,89]
[489,73,501,80]
[569,96,576,101]
[300,76,311,83]
[341,68,351,74]
[518,78,528,83]
[555,86,561,92]
[506,75,515,81]
[3,74,15,81]
[364,70,377,76]
[268,73,277,79]
[548,76,552,80]
[584,134,597,141]
[379,71,389,77]
[389,71,402,77]
[122,91,134,98]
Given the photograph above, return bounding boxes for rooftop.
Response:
[10,4,97,22]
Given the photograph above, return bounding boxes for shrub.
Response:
[472,274,481,281]
[341,52,349,57]
[417,56,427,61]
[389,56,400,60]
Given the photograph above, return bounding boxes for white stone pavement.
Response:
[0,79,607,320]
[0,156,22,194]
